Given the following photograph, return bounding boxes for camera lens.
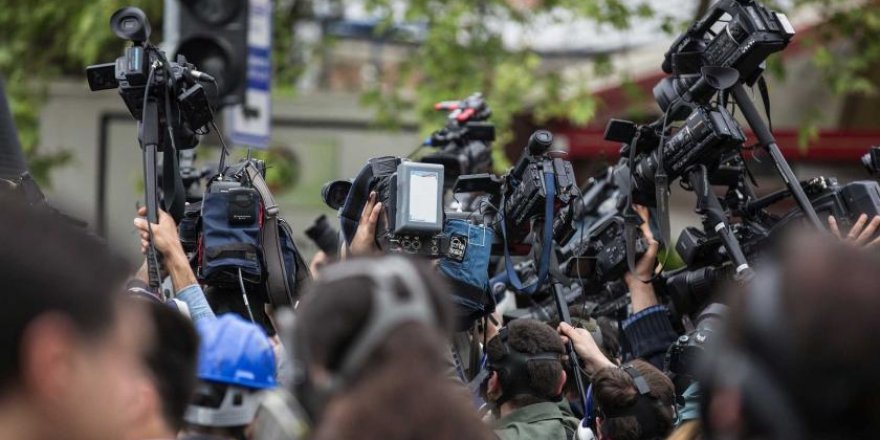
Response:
[321,180,353,210]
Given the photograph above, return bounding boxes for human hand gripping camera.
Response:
[134,206,215,322]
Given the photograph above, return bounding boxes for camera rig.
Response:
[86,7,216,292]
[421,93,496,188]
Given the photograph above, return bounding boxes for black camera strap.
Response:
[159,54,187,223]
[624,133,643,280]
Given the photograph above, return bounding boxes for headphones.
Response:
[291,256,440,417]
[483,325,562,407]
[585,363,666,439]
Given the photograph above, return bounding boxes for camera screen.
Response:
[408,170,440,223]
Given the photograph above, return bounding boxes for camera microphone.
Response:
[186,68,216,83]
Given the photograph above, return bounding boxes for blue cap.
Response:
[195,314,277,390]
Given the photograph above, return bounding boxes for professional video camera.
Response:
[583,0,815,312]
[86,8,213,150]
[86,6,216,291]
[87,7,309,318]
[606,105,746,207]
[421,93,495,185]
[649,0,824,233]
[369,156,446,256]
[545,166,646,295]
[654,0,796,121]
[660,175,880,320]
[455,130,578,253]
[862,146,880,180]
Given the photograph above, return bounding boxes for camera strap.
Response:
[160,70,186,223]
[245,162,294,307]
[500,165,556,295]
[624,134,643,279]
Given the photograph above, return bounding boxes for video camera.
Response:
[369,157,446,256]
[86,7,213,151]
[421,93,495,185]
[86,7,310,321]
[606,105,747,206]
[85,6,219,291]
[455,130,578,253]
[305,215,342,258]
[654,0,796,120]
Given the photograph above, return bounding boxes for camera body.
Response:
[560,214,648,292]
[611,105,746,206]
[776,178,880,240]
[369,157,446,256]
[86,8,212,151]
[454,130,578,255]
[503,132,578,245]
[422,93,495,186]
[654,0,795,119]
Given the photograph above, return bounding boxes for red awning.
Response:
[552,127,880,162]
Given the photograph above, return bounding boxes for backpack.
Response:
[197,159,310,308]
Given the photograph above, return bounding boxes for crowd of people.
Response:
[4,179,880,440]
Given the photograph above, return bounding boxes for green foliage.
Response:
[5,0,880,185]
[791,1,880,146]
[354,0,658,172]
[235,147,300,193]
[0,0,162,186]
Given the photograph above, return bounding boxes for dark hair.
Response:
[593,360,675,440]
[295,257,494,440]
[485,318,566,408]
[139,300,199,430]
[0,192,130,393]
[720,234,880,438]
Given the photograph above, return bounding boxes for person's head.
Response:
[703,233,880,439]
[184,314,277,439]
[592,360,676,440]
[125,298,199,439]
[291,256,493,440]
[0,192,143,440]
[484,318,567,410]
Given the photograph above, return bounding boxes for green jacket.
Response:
[494,401,580,440]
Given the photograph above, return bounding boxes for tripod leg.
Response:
[141,98,163,292]
[688,167,754,281]
[729,83,824,231]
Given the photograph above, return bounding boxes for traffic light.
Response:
[172,0,248,108]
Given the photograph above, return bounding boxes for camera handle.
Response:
[551,282,589,412]
[729,83,825,231]
[687,166,755,282]
[141,94,163,292]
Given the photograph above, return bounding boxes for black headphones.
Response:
[484,326,563,407]
[583,363,668,440]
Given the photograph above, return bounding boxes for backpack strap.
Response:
[245,162,293,307]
